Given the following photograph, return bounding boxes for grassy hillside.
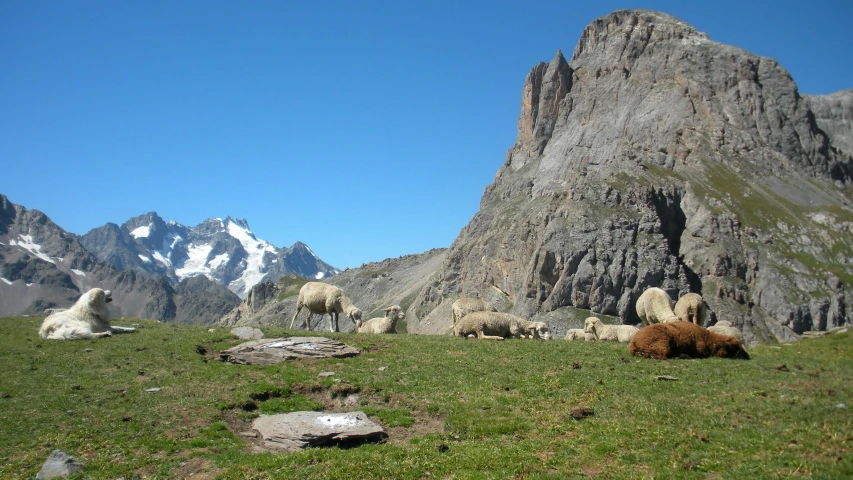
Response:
[1,316,851,479]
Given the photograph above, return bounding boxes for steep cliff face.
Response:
[410,10,853,342]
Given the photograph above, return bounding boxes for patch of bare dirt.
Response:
[173,457,226,479]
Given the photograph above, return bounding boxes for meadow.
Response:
[1,316,851,479]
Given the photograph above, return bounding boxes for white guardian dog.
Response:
[38,288,136,340]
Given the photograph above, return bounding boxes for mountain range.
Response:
[3,10,852,343]
[0,198,337,323]
[79,212,337,298]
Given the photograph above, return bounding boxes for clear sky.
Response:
[2,1,851,269]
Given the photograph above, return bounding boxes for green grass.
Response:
[276,275,311,301]
[2,317,852,478]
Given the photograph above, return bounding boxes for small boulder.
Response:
[231,327,265,340]
[36,450,84,479]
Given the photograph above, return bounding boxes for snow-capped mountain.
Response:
[80,212,338,298]
[0,194,240,323]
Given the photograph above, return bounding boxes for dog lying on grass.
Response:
[38,288,136,340]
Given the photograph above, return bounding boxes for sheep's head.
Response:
[583,317,600,334]
[528,322,552,340]
[714,320,733,328]
[384,306,405,320]
[714,337,750,360]
[347,307,363,324]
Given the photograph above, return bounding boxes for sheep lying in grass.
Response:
[636,287,679,325]
[454,311,552,340]
[674,293,705,325]
[708,320,744,342]
[629,321,750,360]
[583,317,638,343]
[289,282,362,332]
[450,297,497,335]
[564,328,593,341]
[358,305,405,334]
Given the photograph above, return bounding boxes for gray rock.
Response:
[35,449,84,479]
[252,411,386,451]
[230,326,265,340]
[220,337,360,365]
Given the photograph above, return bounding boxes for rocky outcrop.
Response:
[804,89,853,155]
[408,10,853,343]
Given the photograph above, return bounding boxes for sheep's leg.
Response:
[476,331,505,341]
[330,312,338,332]
[289,303,303,329]
[110,326,136,334]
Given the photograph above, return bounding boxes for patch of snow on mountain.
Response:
[175,244,214,279]
[10,235,55,264]
[152,251,171,267]
[139,255,151,263]
[153,232,183,268]
[1,277,12,285]
[315,272,325,279]
[209,253,229,270]
[130,225,151,238]
[226,219,276,295]
[71,269,86,276]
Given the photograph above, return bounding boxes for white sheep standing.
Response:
[454,311,552,340]
[708,320,744,342]
[357,305,405,334]
[289,282,362,332]
[450,297,497,335]
[635,287,679,326]
[583,317,639,343]
[564,328,593,341]
[674,293,705,325]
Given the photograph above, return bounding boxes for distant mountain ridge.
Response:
[80,212,338,298]
[0,194,240,323]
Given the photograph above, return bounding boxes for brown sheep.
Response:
[628,321,749,360]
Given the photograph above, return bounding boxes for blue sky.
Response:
[1,1,851,269]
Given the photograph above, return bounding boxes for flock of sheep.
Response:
[39,281,750,361]
[286,282,750,360]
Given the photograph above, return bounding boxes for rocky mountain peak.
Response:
[572,10,708,65]
[508,49,572,169]
[409,10,853,343]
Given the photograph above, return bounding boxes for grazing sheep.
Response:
[708,320,744,342]
[583,317,639,343]
[635,287,679,325]
[289,282,362,332]
[674,293,705,325]
[454,311,552,340]
[629,321,750,360]
[38,288,136,340]
[564,328,593,341]
[450,297,497,335]
[358,305,405,334]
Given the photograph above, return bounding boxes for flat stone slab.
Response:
[252,411,386,451]
[231,326,265,340]
[220,337,360,365]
